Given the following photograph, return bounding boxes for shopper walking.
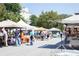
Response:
[15,29,21,46]
[30,30,34,45]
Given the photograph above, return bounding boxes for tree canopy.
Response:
[30,10,71,30]
[37,11,59,29]
[0,4,6,21]
[4,3,21,13]
[30,15,38,26]
[0,3,22,22]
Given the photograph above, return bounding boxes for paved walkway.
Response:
[0,37,79,56]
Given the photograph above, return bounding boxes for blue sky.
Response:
[21,3,79,15]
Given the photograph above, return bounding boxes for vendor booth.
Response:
[0,20,20,46]
[49,28,61,38]
[61,14,79,48]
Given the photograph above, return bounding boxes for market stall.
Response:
[61,14,79,48]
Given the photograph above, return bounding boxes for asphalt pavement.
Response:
[0,37,79,56]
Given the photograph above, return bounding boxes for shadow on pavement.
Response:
[38,40,74,50]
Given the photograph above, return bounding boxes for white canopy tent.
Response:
[0,20,18,27]
[30,26,38,30]
[61,15,79,24]
[49,28,61,37]
[35,27,47,31]
[17,20,37,30]
[49,28,61,31]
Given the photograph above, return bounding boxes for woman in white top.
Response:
[2,28,8,46]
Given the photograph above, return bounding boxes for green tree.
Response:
[37,11,59,29]
[4,3,21,13]
[3,11,22,22]
[0,3,22,22]
[58,14,71,19]
[0,4,6,21]
[35,10,71,30]
[30,15,38,26]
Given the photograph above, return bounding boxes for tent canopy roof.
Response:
[0,20,18,27]
[17,20,38,30]
[61,15,79,24]
[35,27,47,31]
[17,20,30,27]
[49,28,60,31]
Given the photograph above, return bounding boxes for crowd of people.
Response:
[0,28,35,47]
[0,28,61,48]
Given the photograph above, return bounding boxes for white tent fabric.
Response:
[17,20,29,27]
[0,20,18,27]
[61,15,79,24]
[17,20,37,30]
[30,26,38,30]
[49,28,60,31]
[35,27,47,31]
